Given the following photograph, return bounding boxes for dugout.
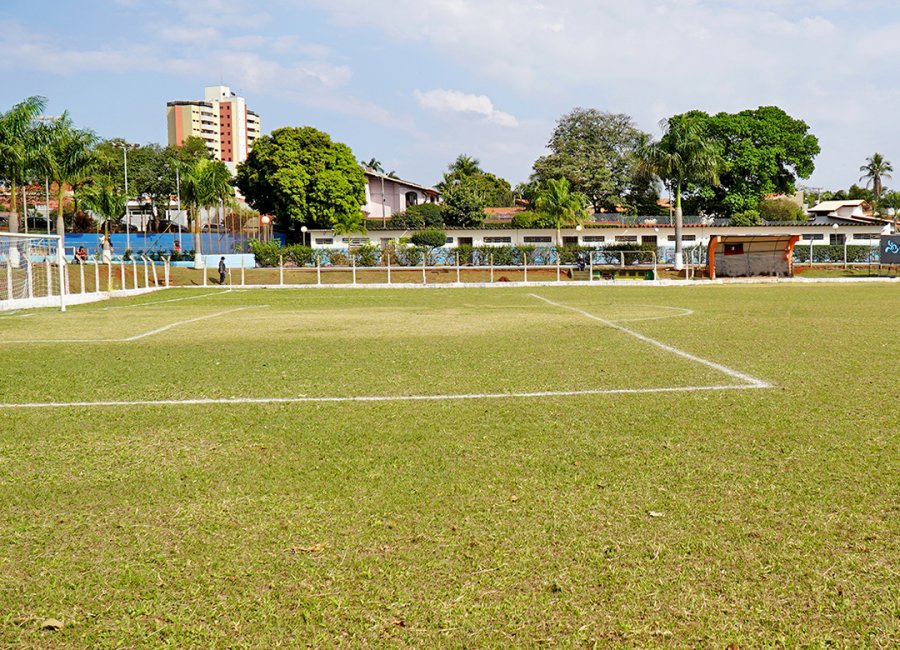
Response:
[707,235,801,279]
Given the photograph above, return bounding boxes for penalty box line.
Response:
[529,294,771,389]
[0,384,771,410]
[0,306,267,345]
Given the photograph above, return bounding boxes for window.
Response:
[642,235,657,245]
[348,237,369,247]
[405,191,419,207]
[524,236,552,243]
[724,243,744,256]
[314,238,334,245]
[800,233,824,241]
[445,237,454,244]
[582,235,605,243]
[830,233,846,245]
[854,233,880,240]
[483,236,512,244]
[667,235,697,242]
[615,235,638,242]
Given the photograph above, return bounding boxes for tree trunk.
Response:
[57,187,66,247]
[8,180,19,234]
[674,182,684,271]
[192,206,204,270]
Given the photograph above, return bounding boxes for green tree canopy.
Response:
[759,198,807,222]
[441,184,486,227]
[680,106,820,215]
[0,96,47,233]
[437,154,513,207]
[532,109,648,213]
[410,228,447,249]
[859,153,892,206]
[236,126,366,236]
[534,178,587,245]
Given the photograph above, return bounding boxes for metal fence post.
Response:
[80,259,86,294]
[456,252,461,284]
[93,260,100,293]
[241,255,246,287]
[589,251,593,282]
[352,253,357,285]
[142,257,149,288]
[132,259,138,289]
[556,250,561,282]
[523,252,528,283]
[279,255,284,286]
[164,258,170,288]
[490,254,494,283]
[316,255,321,286]
[6,259,12,300]
[386,251,391,285]
[844,241,848,269]
[119,260,126,291]
[422,251,427,285]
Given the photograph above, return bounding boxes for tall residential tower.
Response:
[166,85,260,173]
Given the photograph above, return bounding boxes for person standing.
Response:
[218,256,227,285]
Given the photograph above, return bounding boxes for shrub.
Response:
[329,251,349,266]
[731,209,761,226]
[760,198,807,223]
[284,244,315,266]
[248,239,284,267]
[353,244,379,267]
[409,203,444,227]
[410,228,447,249]
[395,245,427,266]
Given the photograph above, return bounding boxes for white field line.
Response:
[0,306,267,345]
[0,384,771,409]
[609,304,694,323]
[529,294,771,389]
[0,312,35,319]
[102,289,246,310]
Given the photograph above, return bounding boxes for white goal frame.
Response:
[0,232,67,312]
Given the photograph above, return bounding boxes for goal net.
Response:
[0,233,67,311]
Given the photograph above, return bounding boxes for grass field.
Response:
[1,284,898,647]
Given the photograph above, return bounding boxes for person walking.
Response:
[218,256,227,285]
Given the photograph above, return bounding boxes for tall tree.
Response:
[236,126,366,238]
[447,154,481,177]
[0,96,47,235]
[534,178,587,246]
[532,109,647,213]
[859,153,893,208]
[681,106,820,216]
[79,180,125,238]
[362,158,384,173]
[181,158,234,268]
[639,115,724,270]
[42,113,97,242]
[438,155,513,207]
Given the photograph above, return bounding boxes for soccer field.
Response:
[1,285,898,646]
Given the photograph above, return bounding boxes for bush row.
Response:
[247,239,660,267]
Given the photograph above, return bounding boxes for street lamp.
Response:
[261,215,271,242]
[301,225,308,247]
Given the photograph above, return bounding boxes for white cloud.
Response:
[414,88,518,127]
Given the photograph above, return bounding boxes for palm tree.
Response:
[362,158,384,173]
[449,154,481,177]
[80,181,125,239]
[181,158,234,269]
[639,116,723,270]
[42,114,97,244]
[0,96,47,235]
[534,178,587,246]
[859,153,893,209]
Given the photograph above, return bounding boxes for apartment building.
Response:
[167,85,260,173]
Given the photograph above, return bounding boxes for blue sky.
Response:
[2,0,898,191]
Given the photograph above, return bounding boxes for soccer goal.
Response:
[0,233,67,312]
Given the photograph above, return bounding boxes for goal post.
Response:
[0,232,67,312]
